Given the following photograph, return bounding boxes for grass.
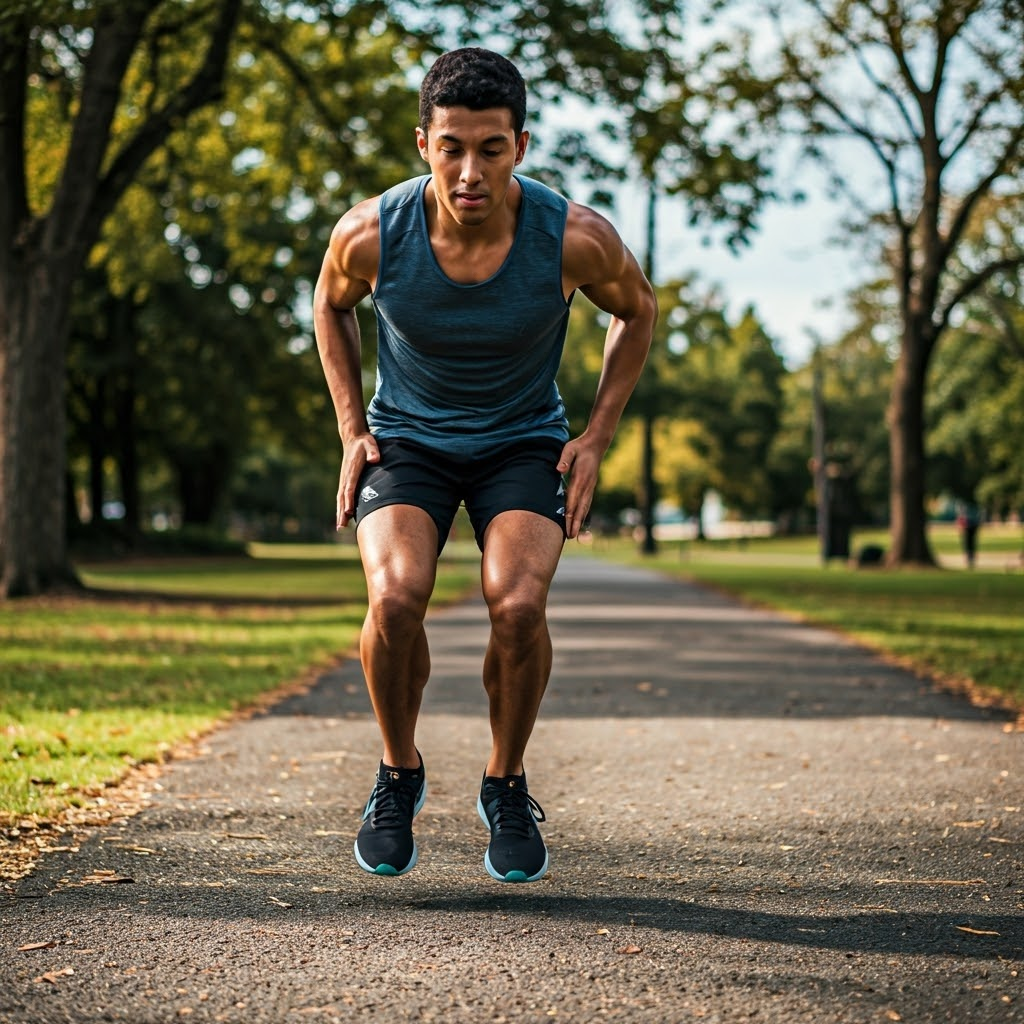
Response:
[581,522,1024,711]
[0,545,480,823]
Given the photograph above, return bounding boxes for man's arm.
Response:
[312,198,379,528]
[559,203,658,539]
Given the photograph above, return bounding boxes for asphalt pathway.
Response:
[2,556,1021,1023]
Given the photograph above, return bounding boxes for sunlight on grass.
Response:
[1,552,479,821]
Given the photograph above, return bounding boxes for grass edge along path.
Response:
[0,551,479,881]
[582,534,1024,724]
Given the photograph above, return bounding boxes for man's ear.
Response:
[514,130,530,167]
[416,126,429,163]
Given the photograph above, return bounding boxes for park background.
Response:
[1,1,1023,865]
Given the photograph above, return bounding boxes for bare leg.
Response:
[479,511,564,777]
[356,505,439,769]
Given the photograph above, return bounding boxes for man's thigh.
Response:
[480,509,565,603]
[356,503,440,606]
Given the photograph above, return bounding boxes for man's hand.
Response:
[556,435,604,540]
[337,434,380,529]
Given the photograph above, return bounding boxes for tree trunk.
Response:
[887,325,936,567]
[175,447,230,526]
[0,251,80,596]
[88,375,107,527]
[111,292,141,544]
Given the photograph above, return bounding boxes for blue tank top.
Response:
[368,173,573,456]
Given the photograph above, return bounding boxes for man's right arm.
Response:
[312,199,380,528]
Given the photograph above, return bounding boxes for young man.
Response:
[313,47,656,883]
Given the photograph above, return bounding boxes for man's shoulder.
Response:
[517,174,569,212]
[380,174,429,214]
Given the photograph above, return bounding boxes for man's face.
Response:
[416,106,529,226]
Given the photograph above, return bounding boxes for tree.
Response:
[64,9,426,537]
[5,0,768,595]
[713,0,1024,564]
[1,0,243,595]
[927,302,1024,519]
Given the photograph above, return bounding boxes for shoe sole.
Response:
[477,795,549,883]
[353,778,428,876]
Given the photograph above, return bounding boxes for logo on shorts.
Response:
[360,485,379,503]
[556,506,565,517]
[556,481,565,496]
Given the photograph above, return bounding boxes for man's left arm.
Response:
[558,204,658,539]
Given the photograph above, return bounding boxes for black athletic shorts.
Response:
[354,436,568,554]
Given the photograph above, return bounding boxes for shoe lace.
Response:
[370,775,420,829]
[488,785,546,838]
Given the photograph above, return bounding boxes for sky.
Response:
[614,183,871,368]
[532,99,874,370]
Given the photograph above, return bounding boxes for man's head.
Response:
[419,48,527,138]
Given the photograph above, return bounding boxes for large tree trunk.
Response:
[0,249,80,596]
[887,324,936,567]
[0,0,241,597]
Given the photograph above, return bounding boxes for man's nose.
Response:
[460,154,483,183]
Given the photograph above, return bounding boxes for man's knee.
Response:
[365,570,431,637]
[486,586,548,643]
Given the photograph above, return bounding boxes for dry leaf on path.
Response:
[81,871,134,885]
[956,926,1000,937]
[18,941,58,952]
[616,945,642,955]
[33,967,74,984]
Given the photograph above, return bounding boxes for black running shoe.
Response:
[477,771,548,883]
[353,756,426,876]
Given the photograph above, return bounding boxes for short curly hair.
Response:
[419,48,527,136]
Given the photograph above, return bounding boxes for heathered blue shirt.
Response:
[367,173,573,457]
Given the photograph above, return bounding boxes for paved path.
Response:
[2,557,1021,1023]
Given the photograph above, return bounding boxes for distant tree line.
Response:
[1,0,1021,595]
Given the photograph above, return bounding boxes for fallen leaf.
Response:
[81,871,134,885]
[596,928,610,935]
[268,896,293,909]
[956,926,1000,937]
[885,1011,902,1021]
[616,944,642,955]
[952,820,985,829]
[19,941,58,952]
[34,967,74,984]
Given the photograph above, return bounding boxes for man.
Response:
[313,47,656,883]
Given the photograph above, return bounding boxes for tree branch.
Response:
[44,1,153,254]
[0,18,31,254]
[989,293,1024,361]
[936,255,1024,335]
[87,0,242,245]
[941,119,1024,265]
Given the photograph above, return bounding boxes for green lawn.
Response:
[0,547,479,822]
[582,524,1024,711]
